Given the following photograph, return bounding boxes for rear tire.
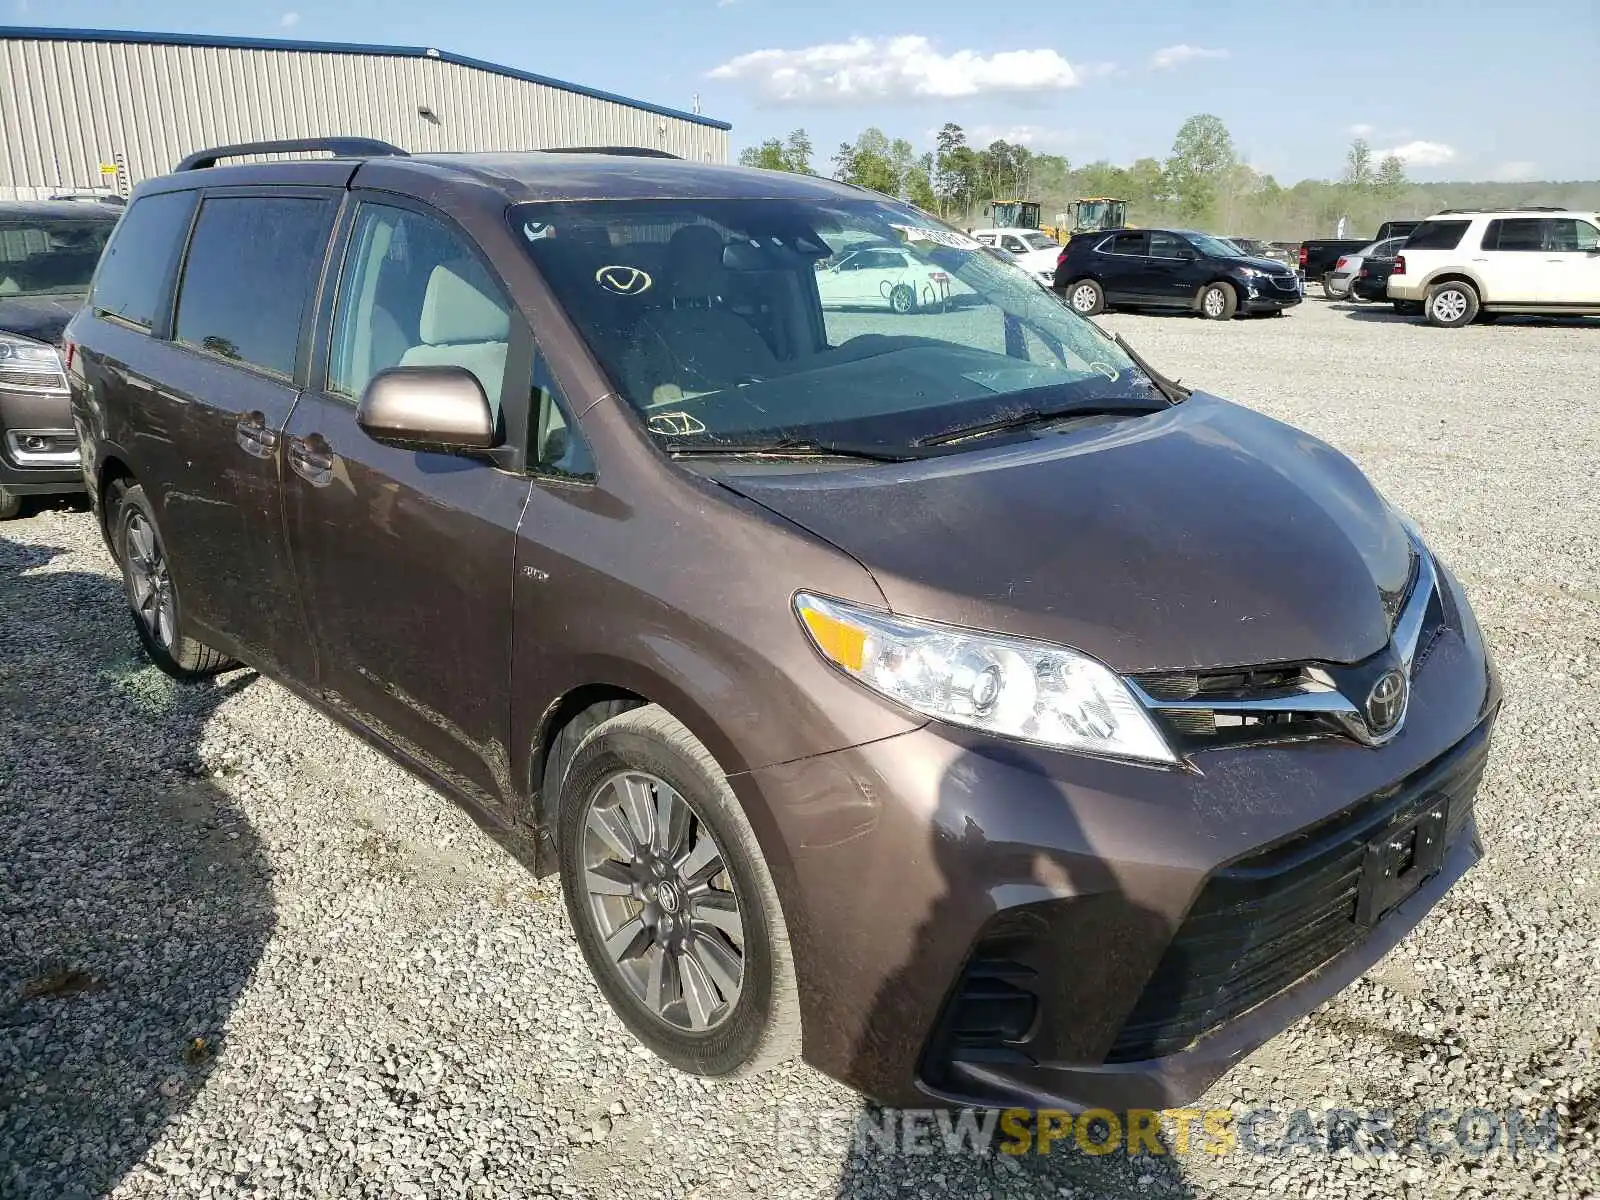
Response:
[557,705,801,1079]
[889,284,915,314]
[112,482,235,679]
[1322,275,1341,300]
[0,487,20,521]
[1065,278,1104,316]
[1200,282,1237,320]
[1425,281,1479,328]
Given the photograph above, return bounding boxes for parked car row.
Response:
[21,137,1503,1118]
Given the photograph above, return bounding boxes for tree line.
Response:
[739,115,1600,242]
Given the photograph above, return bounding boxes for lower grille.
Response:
[1105,720,1491,1063]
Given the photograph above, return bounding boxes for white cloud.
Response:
[968,124,1077,153]
[1348,123,1374,138]
[1150,44,1229,70]
[280,11,300,27]
[708,36,1084,104]
[1377,140,1457,167]
[1490,160,1539,182]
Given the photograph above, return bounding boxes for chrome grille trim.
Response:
[1126,541,1439,749]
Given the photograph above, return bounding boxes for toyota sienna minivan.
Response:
[65,139,1499,1112]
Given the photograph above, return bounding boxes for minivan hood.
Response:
[715,394,1412,672]
[0,294,84,346]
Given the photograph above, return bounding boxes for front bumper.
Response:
[1240,276,1303,312]
[734,560,1497,1111]
[1,386,82,495]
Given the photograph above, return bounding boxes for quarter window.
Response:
[532,358,594,479]
[327,204,513,422]
[90,190,197,330]
[1404,220,1471,251]
[174,196,335,377]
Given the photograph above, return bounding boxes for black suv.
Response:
[1054,228,1303,319]
[0,199,119,518]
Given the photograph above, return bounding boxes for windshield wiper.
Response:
[913,398,1165,448]
[668,437,915,462]
[1110,332,1192,404]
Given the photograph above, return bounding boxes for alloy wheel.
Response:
[1071,284,1097,313]
[1204,287,1226,317]
[1431,290,1468,323]
[123,511,177,650]
[579,771,745,1032]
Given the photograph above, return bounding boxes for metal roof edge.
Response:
[0,25,733,131]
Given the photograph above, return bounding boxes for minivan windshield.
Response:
[511,197,1167,456]
[0,217,115,298]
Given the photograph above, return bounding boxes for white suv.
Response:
[1388,209,1600,326]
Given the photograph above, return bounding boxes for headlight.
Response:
[795,593,1176,765]
[1235,266,1263,278]
[0,332,67,393]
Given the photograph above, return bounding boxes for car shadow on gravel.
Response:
[829,749,1202,1200]
[0,536,274,1199]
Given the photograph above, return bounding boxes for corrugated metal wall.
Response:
[0,37,730,199]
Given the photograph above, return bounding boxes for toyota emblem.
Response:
[595,265,653,296]
[1364,669,1408,736]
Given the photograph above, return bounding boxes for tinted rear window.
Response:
[0,216,114,298]
[91,191,197,329]
[1404,220,1471,251]
[174,196,335,379]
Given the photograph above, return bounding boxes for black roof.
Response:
[0,199,123,221]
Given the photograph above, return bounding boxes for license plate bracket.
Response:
[1356,800,1450,927]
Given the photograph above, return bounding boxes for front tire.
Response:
[1066,278,1105,316]
[1200,282,1238,320]
[0,487,20,521]
[112,482,234,679]
[1425,281,1479,328]
[889,284,915,314]
[557,705,800,1079]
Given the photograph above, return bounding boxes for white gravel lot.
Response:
[1,298,1597,1200]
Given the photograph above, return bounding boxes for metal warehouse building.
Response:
[0,27,731,200]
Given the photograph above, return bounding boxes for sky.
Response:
[11,0,1600,183]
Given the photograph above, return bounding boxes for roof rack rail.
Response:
[175,137,410,172]
[1436,206,1566,214]
[48,190,127,205]
[537,146,682,159]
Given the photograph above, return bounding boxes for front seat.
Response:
[398,261,511,422]
[623,225,777,403]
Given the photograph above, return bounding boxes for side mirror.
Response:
[357,365,497,453]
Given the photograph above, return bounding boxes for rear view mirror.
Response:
[357,366,497,453]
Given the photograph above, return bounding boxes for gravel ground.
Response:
[1,298,1597,1200]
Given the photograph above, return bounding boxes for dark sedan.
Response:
[1055,228,1303,319]
[0,199,119,518]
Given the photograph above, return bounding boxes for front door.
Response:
[1546,217,1600,303]
[1144,231,1200,306]
[280,198,533,806]
[146,188,339,678]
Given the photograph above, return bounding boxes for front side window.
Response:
[1020,232,1059,252]
[511,196,1166,457]
[327,204,512,422]
[1148,232,1190,259]
[0,216,115,299]
[1187,233,1243,258]
[174,196,335,377]
[90,191,196,329]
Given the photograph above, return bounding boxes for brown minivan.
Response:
[65,139,1499,1112]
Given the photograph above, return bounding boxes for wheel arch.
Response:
[1419,270,1486,302]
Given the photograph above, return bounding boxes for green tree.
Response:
[832,128,899,194]
[1376,154,1408,197]
[1165,113,1237,223]
[737,128,815,174]
[934,123,978,217]
[1344,138,1375,190]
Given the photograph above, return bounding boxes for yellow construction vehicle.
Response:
[1063,197,1130,234]
[982,199,1071,243]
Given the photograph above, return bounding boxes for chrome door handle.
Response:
[235,411,278,458]
[286,434,335,487]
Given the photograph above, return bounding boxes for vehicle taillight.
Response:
[1335,256,1348,270]
[1057,248,1069,264]
[1393,255,1406,276]
[62,341,76,373]
[1298,246,1308,266]
[929,271,949,282]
